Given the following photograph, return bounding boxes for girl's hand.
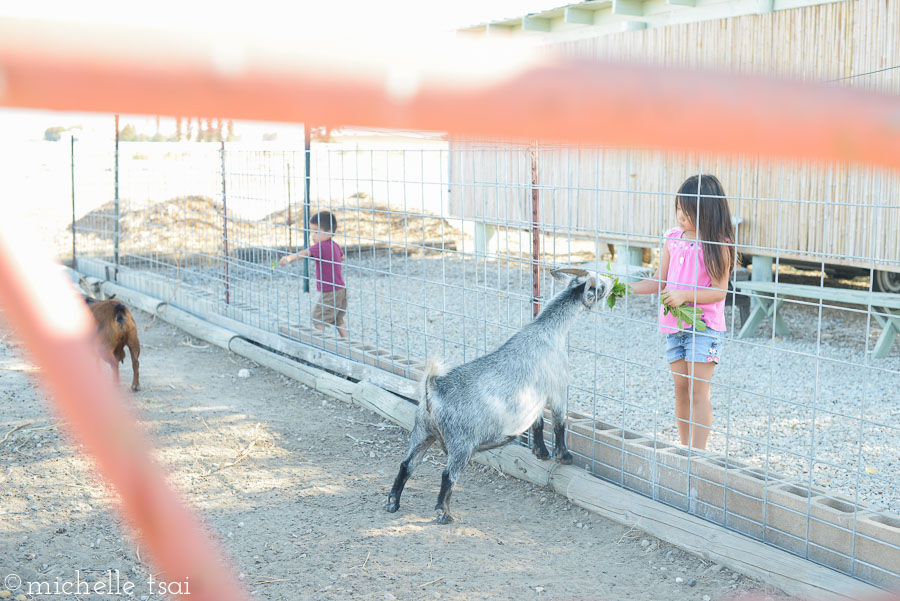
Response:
[661,288,689,308]
[278,254,294,267]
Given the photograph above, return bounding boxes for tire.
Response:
[825,267,860,280]
[873,270,900,294]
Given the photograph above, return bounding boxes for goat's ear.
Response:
[550,267,589,284]
[582,276,598,304]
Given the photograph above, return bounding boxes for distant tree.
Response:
[203,118,213,141]
[215,118,224,142]
[310,126,336,142]
[226,119,235,141]
[175,117,183,141]
[44,126,66,141]
[119,124,140,141]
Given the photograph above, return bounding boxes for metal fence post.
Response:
[303,125,311,294]
[221,140,230,305]
[113,114,119,280]
[286,162,293,250]
[70,134,76,268]
[531,144,541,319]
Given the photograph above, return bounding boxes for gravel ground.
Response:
[0,310,790,601]
[127,250,899,515]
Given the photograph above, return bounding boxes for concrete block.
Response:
[808,495,858,573]
[765,483,821,555]
[567,419,601,472]
[585,424,625,484]
[689,457,727,524]
[655,447,691,511]
[685,457,771,530]
[722,468,768,539]
[602,429,647,486]
[853,511,900,590]
[621,438,663,496]
[566,422,641,485]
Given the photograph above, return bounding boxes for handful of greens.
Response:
[603,263,633,309]
[662,302,707,331]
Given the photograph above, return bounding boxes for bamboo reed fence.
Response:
[449,0,900,272]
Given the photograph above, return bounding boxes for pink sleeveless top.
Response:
[659,227,726,334]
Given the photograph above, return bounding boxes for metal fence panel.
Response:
[72,138,899,590]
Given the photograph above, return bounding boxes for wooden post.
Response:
[751,255,773,311]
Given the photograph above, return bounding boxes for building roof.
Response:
[457,0,843,41]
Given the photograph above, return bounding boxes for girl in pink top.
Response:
[631,175,735,449]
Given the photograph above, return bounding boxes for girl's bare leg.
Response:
[670,359,715,449]
[670,359,692,446]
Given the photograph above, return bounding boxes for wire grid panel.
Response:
[72,139,899,589]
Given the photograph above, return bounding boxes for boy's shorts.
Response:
[313,288,347,326]
[666,327,723,364]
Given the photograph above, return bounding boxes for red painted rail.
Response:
[0,226,247,601]
[1,18,899,170]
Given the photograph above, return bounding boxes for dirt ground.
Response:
[0,309,797,601]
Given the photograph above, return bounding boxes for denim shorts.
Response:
[666,328,724,364]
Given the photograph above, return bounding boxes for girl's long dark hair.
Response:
[676,174,735,282]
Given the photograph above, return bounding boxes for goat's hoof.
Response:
[558,452,573,465]
[131,384,140,392]
[435,510,455,525]
[533,446,551,460]
[385,497,400,513]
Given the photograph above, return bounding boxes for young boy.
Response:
[279,211,348,338]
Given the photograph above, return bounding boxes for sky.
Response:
[0,0,560,35]
[0,0,563,143]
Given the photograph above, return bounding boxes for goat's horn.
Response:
[550,267,590,278]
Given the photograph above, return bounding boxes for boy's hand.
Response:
[661,288,689,308]
[278,254,294,267]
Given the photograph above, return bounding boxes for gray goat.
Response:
[386,268,613,524]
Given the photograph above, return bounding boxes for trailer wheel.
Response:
[874,270,900,294]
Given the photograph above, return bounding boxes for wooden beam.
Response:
[485,23,516,36]
[622,21,648,31]
[522,16,552,32]
[612,0,644,16]
[666,0,696,5]
[564,7,595,25]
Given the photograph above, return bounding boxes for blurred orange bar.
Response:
[0,226,248,601]
[1,17,899,170]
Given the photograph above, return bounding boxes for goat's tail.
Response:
[420,357,448,413]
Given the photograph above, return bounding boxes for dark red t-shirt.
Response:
[308,239,345,292]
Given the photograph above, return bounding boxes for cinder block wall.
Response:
[565,417,899,590]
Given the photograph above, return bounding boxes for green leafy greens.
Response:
[603,263,633,309]
[662,302,707,331]
[602,261,708,331]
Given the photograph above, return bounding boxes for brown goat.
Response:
[86,298,141,391]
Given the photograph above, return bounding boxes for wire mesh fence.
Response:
[69,134,899,589]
